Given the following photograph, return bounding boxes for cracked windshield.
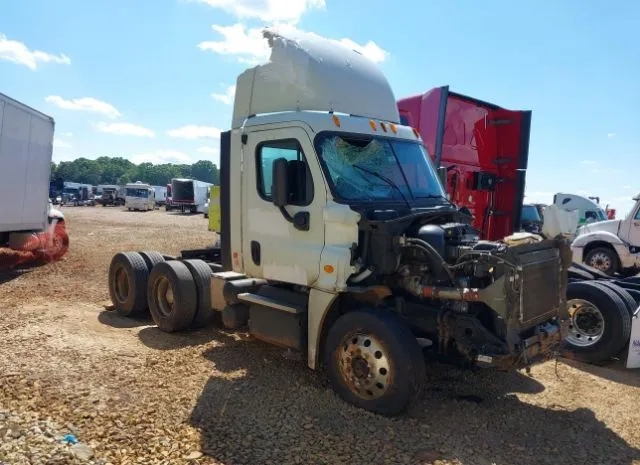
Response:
[316,134,446,202]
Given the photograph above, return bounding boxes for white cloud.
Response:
[212,85,236,105]
[198,24,270,62]
[0,34,70,70]
[197,146,219,154]
[590,168,621,175]
[580,160,597,165]
[45,96,121,119]
[607,132,616,139]
[94,122,155,138]
[130,150,193,164]
[53,139,72,149]
[167,125,222,140]
[624,185,633,189]
[198,23,389,65]
[187,0,325,23]
[59,132,73,137]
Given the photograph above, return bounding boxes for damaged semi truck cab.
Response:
[109,29,570,416]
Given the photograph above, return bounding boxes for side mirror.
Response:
[272,157,289,208]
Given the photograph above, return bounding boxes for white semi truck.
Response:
[0,92,67,259]
[571,193,640,275]
[108,28,572,415]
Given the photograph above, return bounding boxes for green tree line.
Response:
[50,157,220,186]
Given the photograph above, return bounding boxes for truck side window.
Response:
[256,139,314,206]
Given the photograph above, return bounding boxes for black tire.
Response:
[182,259,216,328]
[623,288,640,307]
[147,260,197,332]
[593,281,638,316]
[324,308,426,416]
[568,266,594,281]
[563,281,631,363]
[622,276,640,285]
[572,262,613,280]
[138,250,166,272]
[108,252,149,317]
[584,247,619,276]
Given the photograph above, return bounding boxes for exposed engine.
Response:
[397,222,505,301]
[353,213,570,369]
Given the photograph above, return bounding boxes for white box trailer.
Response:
[0,92,64,239]
[151,185,167,206]
[170,178,212,213]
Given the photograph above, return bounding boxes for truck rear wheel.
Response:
[108,252,149,317]
[593,281,639,316]
[182,259,216,328]
[138,250,165,272]
[147,260,197,332]
[584,247,619,275]
[324,309,425,416]
[563,281,631,363]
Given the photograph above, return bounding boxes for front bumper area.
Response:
[475,319,570,370]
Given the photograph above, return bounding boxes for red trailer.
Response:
[164,183,176,211]
[398,86,531,241]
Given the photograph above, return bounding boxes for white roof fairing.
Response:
[232,28,400,129]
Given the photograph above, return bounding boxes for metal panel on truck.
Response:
[0,93,54,233]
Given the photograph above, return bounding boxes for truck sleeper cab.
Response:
[108,28,570,416]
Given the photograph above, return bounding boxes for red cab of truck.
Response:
[398,86,531,241]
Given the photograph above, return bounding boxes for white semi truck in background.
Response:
[0,92,68,261]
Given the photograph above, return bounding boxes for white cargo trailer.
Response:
[170,178,212,213]
[151,185,167,206]
[0,92,65,248]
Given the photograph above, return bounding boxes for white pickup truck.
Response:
[571,193,640,275]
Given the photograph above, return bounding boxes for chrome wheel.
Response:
[337,333,391,400]
[567,299,605,347]
[587,252,612,271]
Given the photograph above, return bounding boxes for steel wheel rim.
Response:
[588,252,611,271]
[155,276,174,317]
[566,298,605,347]
[337,332,391,400]
[114,267,130,304]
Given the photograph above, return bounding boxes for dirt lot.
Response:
[1,206,640,465]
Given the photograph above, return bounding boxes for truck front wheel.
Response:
[324,309,426,416]
[584,247,619,275]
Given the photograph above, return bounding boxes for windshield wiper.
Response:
[352,164,411,209]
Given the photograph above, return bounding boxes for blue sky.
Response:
[1,0,639,214]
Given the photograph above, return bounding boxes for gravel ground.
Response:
[1,206,640,465]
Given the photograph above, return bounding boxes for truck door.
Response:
[242,126,326,286]
[624,201,640,246]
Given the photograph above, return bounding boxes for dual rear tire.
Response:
[108,252,213,331]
